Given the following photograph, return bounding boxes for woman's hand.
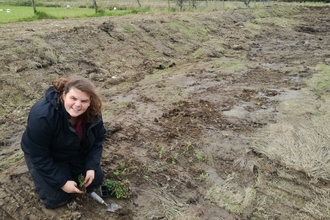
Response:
[61,180,85,194]
[84,170,95,187]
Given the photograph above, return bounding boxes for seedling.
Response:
[199,173,209,180]
[184,141,192,153]
[176,127,181,136]
[78,174,85,188]
[78,174,86,192]
[159,146,165,159]
[121,168,128,175]
[147,165,153,172]
[172,152,179,164]
[196,152,204,161]
[207,154,214,165]
[118,162,125,169]
[113,170,120,176]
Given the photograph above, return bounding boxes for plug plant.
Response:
[78,174,85,187]
[78,174,86,192]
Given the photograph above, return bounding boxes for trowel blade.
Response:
[106,203,122,212]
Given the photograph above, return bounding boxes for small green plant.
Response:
[121,168,128,175]
[113,170,120,176]
[159,146,165,159]
[207,154,214,165]
[184,141,192,153]
[172,152,179,164]
[196,152,204,161]
[199,173,209,180]
[78,174,85,188]
[147,165,153,172]
[119,162,125,169]
[176,127,181,136]
[106,179,131,199]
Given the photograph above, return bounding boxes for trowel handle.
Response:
[90,192,107,205]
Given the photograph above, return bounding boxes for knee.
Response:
[94,168,104,185]
[40,190,72,209]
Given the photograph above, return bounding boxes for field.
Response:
[1,2,330,219]
[0,6,97,23]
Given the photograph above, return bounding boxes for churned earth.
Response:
[0,4,330,219]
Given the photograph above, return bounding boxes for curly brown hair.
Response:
[52,75,102,123]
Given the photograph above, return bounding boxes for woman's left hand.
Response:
[84,170,95,187]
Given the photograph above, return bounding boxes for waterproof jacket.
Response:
[21,87,106,189]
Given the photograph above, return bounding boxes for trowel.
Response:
[89,191,122,212]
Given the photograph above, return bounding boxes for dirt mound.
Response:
[1,4,330,219]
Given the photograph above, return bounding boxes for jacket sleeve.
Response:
[85,119,106,171]
[25,112,67,189]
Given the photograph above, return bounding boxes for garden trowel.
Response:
[89,192,122,212]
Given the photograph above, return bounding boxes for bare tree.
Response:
[242,0,252,6]
[93,0,98,13]
[136,0,142,7]
[192,0,197,9]
[188,0,197,10]
[31,0,37,14]
[175,0,184,11]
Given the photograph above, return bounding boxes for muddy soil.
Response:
[0,4,330,220]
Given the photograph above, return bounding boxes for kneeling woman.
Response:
[21,75,106,209]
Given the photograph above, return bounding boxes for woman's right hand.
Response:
[61,180,85,194]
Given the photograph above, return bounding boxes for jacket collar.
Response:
[45,86,60,109]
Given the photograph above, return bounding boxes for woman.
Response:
[21,75,106,209]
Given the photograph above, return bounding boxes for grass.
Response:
[0,5,95,23]
[251,64,330,181]
[256,17,301,28]
[0,4,148,23]
[222,60,246,73]
[252,119,330,181]
[2,1,318,24]
[249,64,330,217]
[205,185,256,214]
[167,21,208,41]
[307,63,330,98]
[0,151,24,169]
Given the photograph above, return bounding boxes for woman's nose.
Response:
[75,100,82,106]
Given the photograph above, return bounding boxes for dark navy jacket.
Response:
[21,87,106,189]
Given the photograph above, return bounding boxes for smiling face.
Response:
[62,87,91,119]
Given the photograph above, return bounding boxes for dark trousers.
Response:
[24,153,104,209]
